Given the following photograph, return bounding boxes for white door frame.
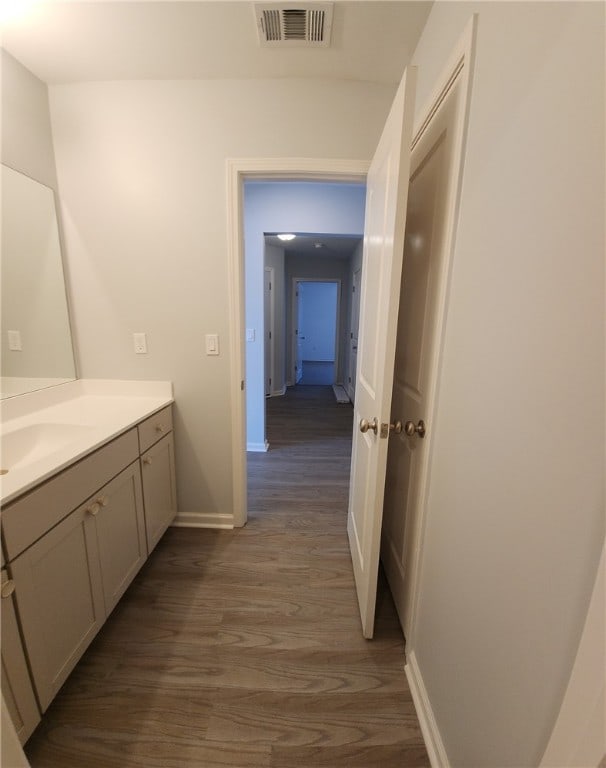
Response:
[226,159,369,528]
[292,277,342,386]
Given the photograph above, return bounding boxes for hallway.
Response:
[25,386,429,768]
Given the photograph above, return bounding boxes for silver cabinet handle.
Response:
[86,502,100,516]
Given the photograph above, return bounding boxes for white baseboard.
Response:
[172,511,234,529]
[405,650,450,768]
[247,440,269,452]
[270,386,286,397]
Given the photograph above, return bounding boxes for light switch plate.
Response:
[7,330,22,351]
[246,328,255,342]
[133,332,147,354]
[205,333,219,355]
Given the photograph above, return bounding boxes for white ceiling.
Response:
[265,233,362,259]
[0,1,432,85]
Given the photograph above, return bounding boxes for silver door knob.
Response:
[404,420,426,438]
[1,580,16,599]
[359,417,378,435]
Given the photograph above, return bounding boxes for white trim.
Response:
[403,15,478,643]
[247,441,269,452]
[405,650,450,768]
[226,158,369,528]
[269,385,286,397]
[172,513,234,529]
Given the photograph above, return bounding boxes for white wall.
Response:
[263,243,285,396]
[49,83,391,522]
[408,3,605,767]
[244,180,366,451]
[343,239,363,396]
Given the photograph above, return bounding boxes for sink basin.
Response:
[1,423,95,471]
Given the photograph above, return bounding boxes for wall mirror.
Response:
[1,164,76,399]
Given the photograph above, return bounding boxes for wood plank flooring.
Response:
[25,385,430,768]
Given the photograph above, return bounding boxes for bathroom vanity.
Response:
[0,380,176,743]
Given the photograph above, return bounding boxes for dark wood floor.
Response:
[25,385,430,768]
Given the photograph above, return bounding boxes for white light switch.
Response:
[7,330,22,351]
[133,332,147,354]
[246,328,255,342]
[205,333,219,355]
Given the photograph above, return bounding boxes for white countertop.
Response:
[0,379,173,505]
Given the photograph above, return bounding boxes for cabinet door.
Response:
[1,570,40,744]
[94,462,146,615]
[141,433,177,553]
[10,507,105,712]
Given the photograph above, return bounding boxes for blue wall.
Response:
[244,181,366,449]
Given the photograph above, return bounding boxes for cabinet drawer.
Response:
[137,405,173,454]
[2,429,139,562]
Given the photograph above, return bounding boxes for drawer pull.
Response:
[86,502,101,516]
[143,457,152,466]
[154,424,164,434]
[1,580,16,599]
[96,496,109,507]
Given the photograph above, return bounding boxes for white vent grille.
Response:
[255,3,333,47]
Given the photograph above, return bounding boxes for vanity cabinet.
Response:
[9,500,107,712]
[1,569,40,744]
[94,461,146,614]
[138,406,177,553]
[141,433,177,553]
[1,405,176,719]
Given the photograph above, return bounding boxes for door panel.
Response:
[381,70,461,639]
[347,66,416,638]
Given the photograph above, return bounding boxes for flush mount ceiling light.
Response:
[277,233,296,241]
[254,3,334,47]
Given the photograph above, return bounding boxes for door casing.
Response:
[227,159,368,528]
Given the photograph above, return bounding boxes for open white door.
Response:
[347,66,416,638]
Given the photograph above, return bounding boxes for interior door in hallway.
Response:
[347,66,416,639]
[381,47,473,641]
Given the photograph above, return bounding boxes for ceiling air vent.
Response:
[255,3,333,47]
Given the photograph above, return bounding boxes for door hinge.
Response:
[241,380,245,391]
[350,332,353,339]
[269,331,272,339]
[348,376,351,383]
[269,377,272,386]
[352,285,356,292]
[269,282,272,290]
[295,329,298,336]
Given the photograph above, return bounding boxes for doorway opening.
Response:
[293,279,339,386]
[243,179,366,456]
